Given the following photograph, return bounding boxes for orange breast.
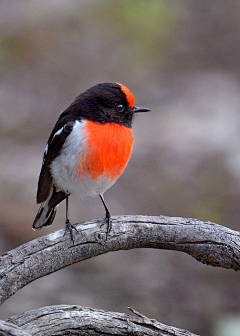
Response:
[75,120,133,180]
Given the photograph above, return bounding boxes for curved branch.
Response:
[6,304,199,336]
[0,215,240,305]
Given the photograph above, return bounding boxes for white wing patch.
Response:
[43,143,48,161]
[42,126,65,166]
[52,126,64,139]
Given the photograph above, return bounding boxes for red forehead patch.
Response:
[116,82,135,108]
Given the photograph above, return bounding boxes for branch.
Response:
[0,320,31,336]
[1,215,240,305]
[6,304,199,336]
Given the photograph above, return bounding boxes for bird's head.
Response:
[72,82,150,127]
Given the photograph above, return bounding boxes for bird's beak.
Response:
[132,106,151,113]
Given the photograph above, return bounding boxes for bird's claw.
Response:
[64,219,78,244]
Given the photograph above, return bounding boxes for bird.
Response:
[33,82,150,242]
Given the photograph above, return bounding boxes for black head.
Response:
[64,82,150,128]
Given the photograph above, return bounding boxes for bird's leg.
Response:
[99,194,112,234]
[64,194,78,244]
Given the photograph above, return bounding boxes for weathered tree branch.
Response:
[0,320,31,336]
[6,304,198,336]
[1,215,240,306]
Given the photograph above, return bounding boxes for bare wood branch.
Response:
[6,304,199,336]
[0,320,31,336]
[1,215,240,306]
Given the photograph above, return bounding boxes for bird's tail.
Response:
[32,201,57,230]
[33,186,66,230]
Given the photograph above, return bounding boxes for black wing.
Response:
[36,118,75,204]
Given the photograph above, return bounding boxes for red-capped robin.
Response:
[33,82,150,242]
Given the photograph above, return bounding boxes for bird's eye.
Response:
[116,104,125,113]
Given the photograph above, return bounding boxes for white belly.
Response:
[50,120,117,199]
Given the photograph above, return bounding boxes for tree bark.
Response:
[0,215,240,306]
[6,305,199,336]
[0,320,31,336]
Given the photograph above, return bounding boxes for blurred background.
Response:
[1,0,240,335]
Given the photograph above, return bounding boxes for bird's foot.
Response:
[64,219,78,244]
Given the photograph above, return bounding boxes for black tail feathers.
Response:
[33,188,66,230]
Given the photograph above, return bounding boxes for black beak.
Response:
[132,106,151,113]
